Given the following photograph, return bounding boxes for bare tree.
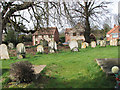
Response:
[0,1,58,44]
[59,0,111,43]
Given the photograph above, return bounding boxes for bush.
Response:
[10,61,35,83]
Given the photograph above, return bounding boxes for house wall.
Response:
[65,32,85,42]
[32,36,35,46]
[65,33,70,42]
[107,34,119,41]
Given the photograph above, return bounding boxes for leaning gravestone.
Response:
[16,43,26,59]
[81,42,86,49]
[91,41,96,48]
[100,40,106,47]
[48,40,57,53]
[8,43,14,49]
[37,45,44,53]
[69,40,79,52]
[0,44,10,59]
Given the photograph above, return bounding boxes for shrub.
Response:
[10,61,35,83]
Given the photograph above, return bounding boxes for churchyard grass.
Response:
[1,46,119,88]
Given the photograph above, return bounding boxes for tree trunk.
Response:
[84,2,91,43]
[0,30,2,45]
[84,17,91,43]
[0,12,2,45]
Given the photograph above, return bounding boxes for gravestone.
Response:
[81,42,86,49]
[114,39,118,46]
[110,39,113,46]
[100,40,106,47]
[118,41,120,46]
[69,40,79,51]
[8,43,14,49]
[0,44,10,59]
[37,45,44,53]
[85,42,89,47]
[106,41,110,45]
[48,40,57,53]
[16,43,26,59]
[91,41,96,48]
[97,40,101,45]
[77,40,82,48]
[110,39,118,46]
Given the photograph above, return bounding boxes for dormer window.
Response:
[73,32,76,36]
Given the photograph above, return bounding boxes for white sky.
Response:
[9,0,120,32]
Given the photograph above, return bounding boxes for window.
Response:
[73,33,76,36]
[112,33,118,38]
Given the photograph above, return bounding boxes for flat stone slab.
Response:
[32,65,46,74]
[96,58,120,74]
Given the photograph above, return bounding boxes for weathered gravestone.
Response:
[100,40,106,47]
[37,45,44,53]
[16,43,26,59]
[69,40,79,52]
[114,39,118,46]
[91,41,96,48]
[118,41,120,46]
[81,42,86,49]
[97,40,101,45]
[48,40,57,53]
[0,44,10,59]
[85,42,89,47]
[110,39,118,46]
[8,43,14,49]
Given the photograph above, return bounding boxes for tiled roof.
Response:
[33,27,57,35]
[107,25,120,34]
[65,28,72,33]
[65,23,84,33]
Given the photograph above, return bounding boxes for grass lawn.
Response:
[0,46,119,88]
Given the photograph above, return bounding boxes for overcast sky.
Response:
[12,0,120,32]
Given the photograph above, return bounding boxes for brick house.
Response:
[106,25,120,41]
[32,27,59,46]
[65,23,85,42]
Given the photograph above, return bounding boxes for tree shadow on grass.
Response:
[26,71,116,88]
